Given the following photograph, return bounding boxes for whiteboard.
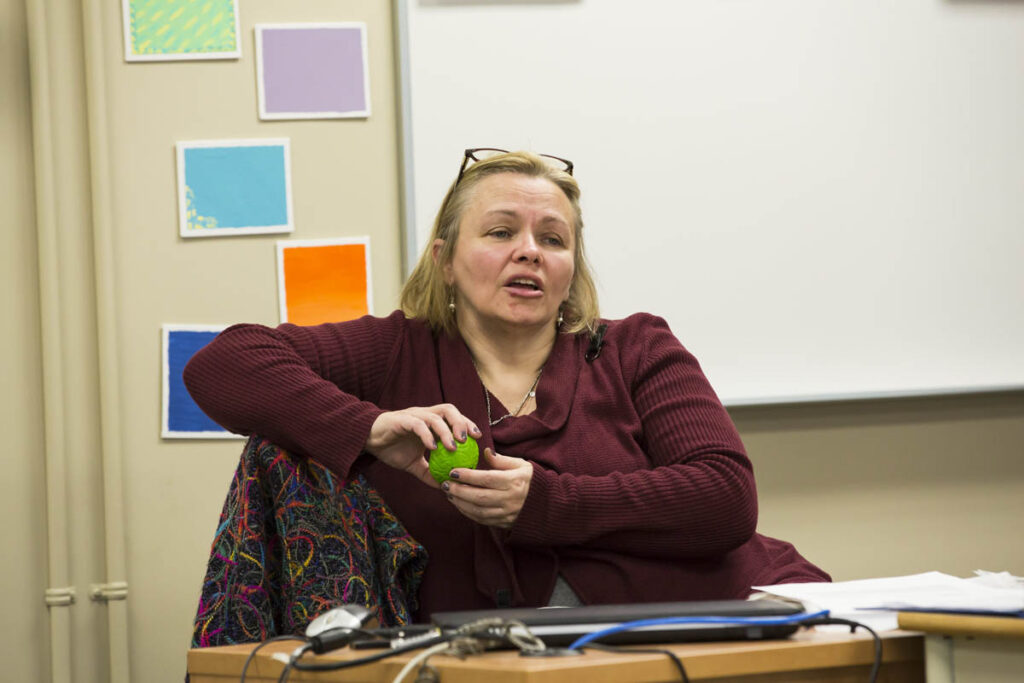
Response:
[396,0,1024,405]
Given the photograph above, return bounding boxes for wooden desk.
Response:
[898,612,1024,683]
[188,630,924,682]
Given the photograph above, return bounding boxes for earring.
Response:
[557,306,564,327]
[447,290,456,314]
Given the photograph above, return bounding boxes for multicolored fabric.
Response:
[191,436,428,647]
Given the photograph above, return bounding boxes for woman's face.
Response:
[438,173,575,334]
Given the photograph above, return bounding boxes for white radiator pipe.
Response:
[25,0,74,680]
[80,0,132,680]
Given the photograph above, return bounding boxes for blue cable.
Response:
[568,609,830,650]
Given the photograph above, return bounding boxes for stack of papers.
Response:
[753,570,1024,631]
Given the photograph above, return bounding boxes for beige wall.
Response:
[4,1,1023,682]
[733,392,1024,581]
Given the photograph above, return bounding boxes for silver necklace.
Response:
[475,363,544,426]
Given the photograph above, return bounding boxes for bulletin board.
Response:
[396,0,1024,405]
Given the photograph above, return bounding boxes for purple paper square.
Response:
[260,25,368,117]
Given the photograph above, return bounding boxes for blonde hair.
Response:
[401,150,600,336]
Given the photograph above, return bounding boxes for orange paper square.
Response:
[279,240,370,325]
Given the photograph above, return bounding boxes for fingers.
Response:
[479,447,516,469]
[410,404,481,451]
[364,406,483,490]
[450,448,524,484]
[367,405,482,455]
[444,449,533,529]
[444,486,524,528]
[432,403,483,449]
[408,419,440,452]
[421,412,455,450]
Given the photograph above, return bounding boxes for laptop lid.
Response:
[431,598,806,647]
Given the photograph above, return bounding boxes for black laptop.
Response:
[431,598,807,647]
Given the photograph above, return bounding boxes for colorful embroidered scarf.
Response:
[191,436,428,646]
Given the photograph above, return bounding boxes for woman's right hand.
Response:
[365,404,482,489]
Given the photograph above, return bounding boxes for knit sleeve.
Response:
[182,311,407,477]
[507,314,758,559]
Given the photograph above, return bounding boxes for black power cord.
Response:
[276,633,449,682]
[798,616,883,683]
[276,617,537,682]
[568,613,882,683]
[233,627,380,683]
[236,635,306,683]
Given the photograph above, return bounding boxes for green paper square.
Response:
[124,0,239,60]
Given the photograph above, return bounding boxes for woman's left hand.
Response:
[443,448,533,529]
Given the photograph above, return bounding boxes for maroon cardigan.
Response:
[184,311,828,621]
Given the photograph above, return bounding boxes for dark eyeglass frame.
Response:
[455,147,574,186]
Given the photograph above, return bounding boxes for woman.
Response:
[184,149,828,622]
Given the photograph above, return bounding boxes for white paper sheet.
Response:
[753,570,1024,632]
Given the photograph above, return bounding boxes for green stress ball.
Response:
[429,435,479,484]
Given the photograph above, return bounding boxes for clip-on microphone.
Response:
[585,324,608,362]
